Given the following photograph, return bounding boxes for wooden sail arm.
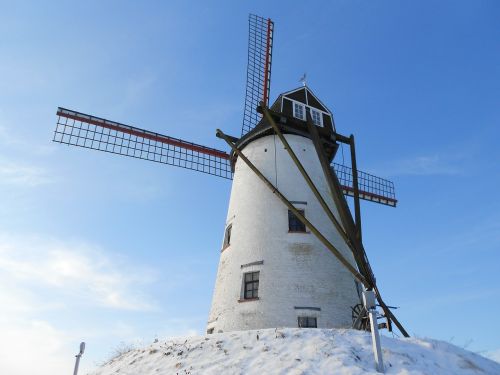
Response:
[54,107,232,179]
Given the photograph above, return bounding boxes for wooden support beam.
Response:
[216,128,369,287]
[305,112,373,284]
[262,107,355,252]
[350,135,362,242]
[304,115,410,338]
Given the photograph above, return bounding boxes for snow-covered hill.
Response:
[90,328,500,375]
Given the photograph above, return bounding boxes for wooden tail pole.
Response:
[350,135,362,242]
[304,112,374,284]
[304,116,410,338]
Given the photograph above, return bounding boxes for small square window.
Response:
[293,102,305,120]
[288,209,306,232]
[223,224,232,249]
[298,317,317,328]
[311,109,322,126]
[243,271,259,299]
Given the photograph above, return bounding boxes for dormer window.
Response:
[311,109,323,126]
[279,87,335,131]
[293,102,305,120]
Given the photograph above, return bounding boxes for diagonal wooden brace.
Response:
[262,107,356,257]
[304,115,410,338]
[216,128,369,286]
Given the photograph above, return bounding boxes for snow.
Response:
[90,328,500,375]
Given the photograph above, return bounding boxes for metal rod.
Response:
[350,135,362,241]
[73,355,81,375]
[216,128,368,286]
[73,342,85,375]
[364,290,385,373]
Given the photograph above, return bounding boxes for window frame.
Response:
[222,224,232,250]
[310,108,323,127]
[298,316,317,328]
[243,271,259,300]
[293,102,306,120]
[288,209,306,233]
[289,99,329,127]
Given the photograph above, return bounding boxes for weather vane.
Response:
[299,72,307,86]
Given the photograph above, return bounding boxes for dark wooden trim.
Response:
[241,261,264,269]
[238,297,260,303]
[294,306,321,311]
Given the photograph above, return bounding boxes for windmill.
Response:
[53,14,408,338]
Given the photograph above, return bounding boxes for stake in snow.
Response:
[53,14,407,340]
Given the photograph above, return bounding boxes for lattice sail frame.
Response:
[54,108,233,179]
[333,163,397,207]
[53,108,396,205]
[241,14,274,136]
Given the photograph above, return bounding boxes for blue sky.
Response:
[0,1,499,373]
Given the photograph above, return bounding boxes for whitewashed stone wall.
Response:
[207,134,361,333]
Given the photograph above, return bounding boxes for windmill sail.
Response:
[241,14,274,136]
[54,108,233,179]
[53,108,396,204]
[333,163,397,207]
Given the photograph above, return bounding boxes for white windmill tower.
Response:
[207,85,362,332]
[52,14,408,339]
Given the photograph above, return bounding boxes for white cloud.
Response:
[0,112,55,156]
[0,112,57,187]
[0,233,158,375]
[371,152,468,177]
[0,157,54,187]
[0,317,73,375]
[0,234,156,310]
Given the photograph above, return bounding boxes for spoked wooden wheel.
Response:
[351,304,370,331]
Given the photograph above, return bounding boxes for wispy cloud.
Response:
[0,234,157,311]
[0,124,54,156]
[110,73,157,115]
[0,317,72,375]
[0,113,57,188]
[371,152,469,177]
[410,215,500,259]
[0,157,54,187]
[0,233,159,374]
